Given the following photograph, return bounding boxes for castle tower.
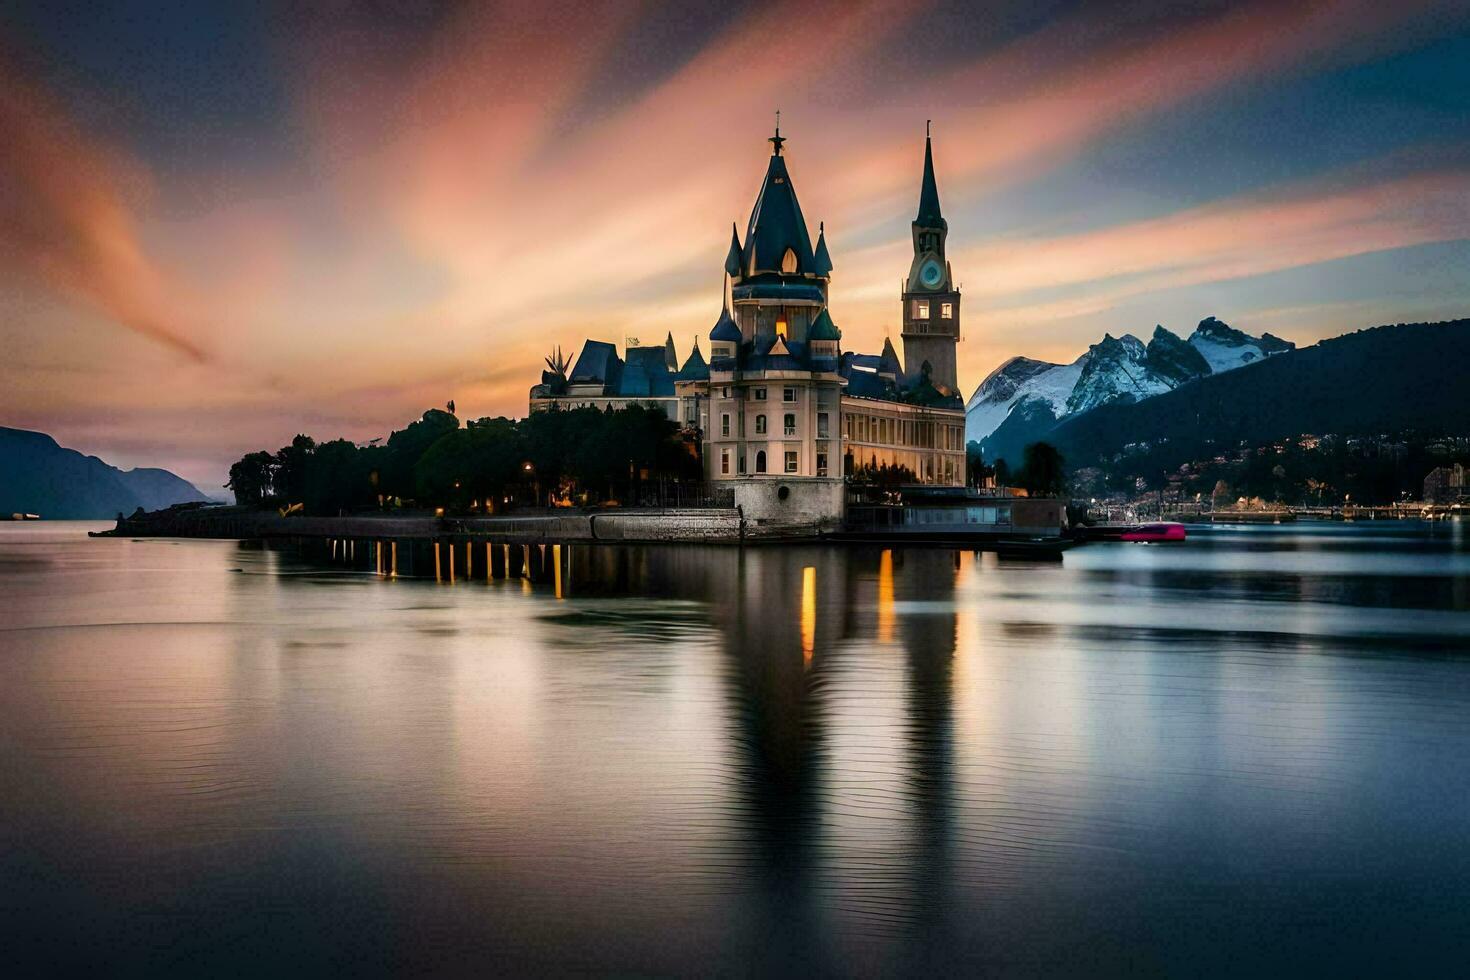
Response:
[900,125,960,395]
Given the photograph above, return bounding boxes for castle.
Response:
[530,123,967,524]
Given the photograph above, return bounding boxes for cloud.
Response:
[4,0,1470,486]
[0,60,207,361]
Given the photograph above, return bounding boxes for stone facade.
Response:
[528,123,971,518]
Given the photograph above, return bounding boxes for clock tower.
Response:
[900,124,960,395]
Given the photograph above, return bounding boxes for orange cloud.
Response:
[0,60,207,361]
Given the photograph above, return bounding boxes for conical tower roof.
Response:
[709,302,741,343]
[879,336,903,377]
[812,222,833,276]
[724,224,743,277]
[916,128,946,230]
[675,339,709,381]
[742,125,816,275]
[809,307,841,341]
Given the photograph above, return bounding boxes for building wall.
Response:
[840,396,966,485]
[706,373,842,482]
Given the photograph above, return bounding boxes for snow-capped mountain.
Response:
[966,317,1294,462]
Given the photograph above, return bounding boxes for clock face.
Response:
[920,258,943,288]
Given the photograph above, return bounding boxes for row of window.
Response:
[720,449,830,477]
[843,413,964,450]
[721,411,830,438]
[912,301,954,320]
[726,386,799,402]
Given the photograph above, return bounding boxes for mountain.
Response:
[0,427,209,519]
[968,317,1295,466]
[1048,319,1470,471]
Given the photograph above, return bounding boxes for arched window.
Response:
[781,248,798,273]
[756,450,767,473]
[755,414,767,434]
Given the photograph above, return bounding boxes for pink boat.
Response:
[1120,522,1187,542]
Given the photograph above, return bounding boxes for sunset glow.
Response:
[3,0,1468,490]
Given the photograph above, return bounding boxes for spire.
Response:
[813,221,833,277]
[916,121,946,230]
[664,331,677,371]
[769,109,785,156]
[744,126,816,275]
[724,223,743,277]
[879,336,902,378]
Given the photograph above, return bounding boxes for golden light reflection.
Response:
[952,551,978,691]
[465,540,472,579]
[553,544,563,600]
[485,542,492,583]
[877,549,895,644]
[801,565,816,667]
[434,541,442,583]
[391,540,398,578]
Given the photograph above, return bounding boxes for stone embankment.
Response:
[95,503,823,544]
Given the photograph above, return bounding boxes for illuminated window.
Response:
[756,414,767,434]
[914,300,929,319]
[756,450,767,473]
[785,451,799,473]
[941,302,953,319]
[775,319,788,339]
[781,248,798,273]
[784,413,796,436]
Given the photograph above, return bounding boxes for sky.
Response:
[2,0,1469,492]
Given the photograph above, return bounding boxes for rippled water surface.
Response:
[3,521,1469,976]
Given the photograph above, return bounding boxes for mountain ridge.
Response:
[0,426,209,519]
[968,317,1296,465]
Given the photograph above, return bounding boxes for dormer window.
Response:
[781,248,798,273]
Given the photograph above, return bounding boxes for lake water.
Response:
[2,521,1469,976]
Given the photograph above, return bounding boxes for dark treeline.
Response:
[227,405,701,514]
[1074,432,1470,505]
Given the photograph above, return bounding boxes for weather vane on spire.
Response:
[770,109,785,155]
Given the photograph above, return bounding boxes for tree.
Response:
[381,409,460,500]
[273,434,316,503]
[1019,442,1067,497]
[226,451,276,505]
[965,440,986,487]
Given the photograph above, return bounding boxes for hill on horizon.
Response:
[0,427,209,519]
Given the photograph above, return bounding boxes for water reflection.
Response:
[1,523,1469,975]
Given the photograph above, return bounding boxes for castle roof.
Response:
[812,222,833,276]
[621,345,675,397]
[742,146,817,276]
[675,341,709,381]
[916,132,946,230]
[809,307,841,341]
[709,303,741,342]
[570,340,621,385]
